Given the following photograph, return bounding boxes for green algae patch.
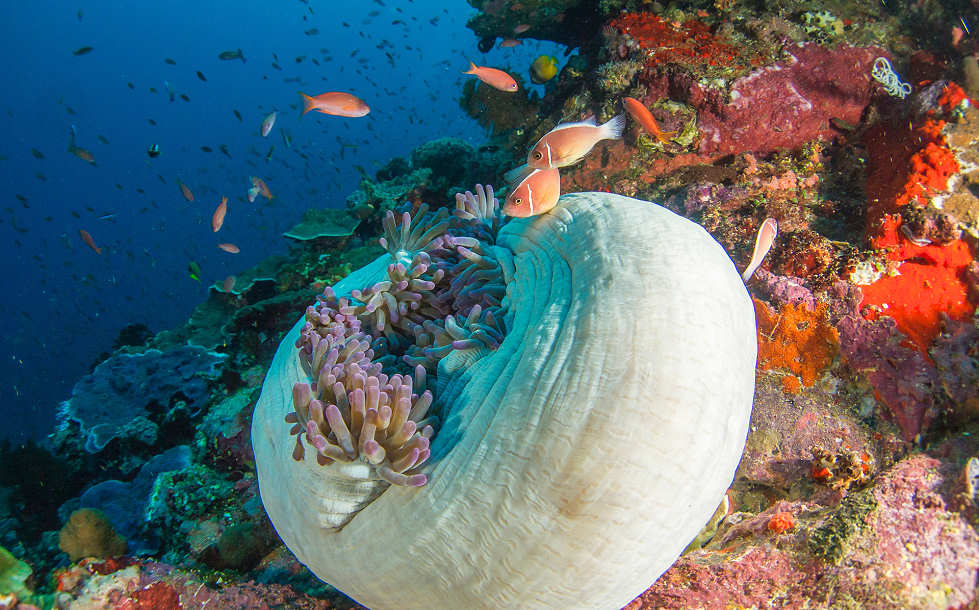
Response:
[0,544,32,599]
[808,488,878,564]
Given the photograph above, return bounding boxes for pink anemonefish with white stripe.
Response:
[503,167,561,217]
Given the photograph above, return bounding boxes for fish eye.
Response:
[533,151,543,159]
[514,198,522,204]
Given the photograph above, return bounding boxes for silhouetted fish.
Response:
[218,49,246,63]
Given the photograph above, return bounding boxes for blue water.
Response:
[0,0,561,443]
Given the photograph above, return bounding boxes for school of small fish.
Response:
[9,0,780,354]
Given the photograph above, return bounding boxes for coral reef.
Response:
[58,508,127,562]
[460,76,540,140]
[55,347,227,453]
[409,137,475,194]
[629,453,979,609]
[283,208,362,244]
[50,559,346,610]
[754,298,839,394]
[345,167,432,220]
[466,0,605,49]
[6,1,979,607]
[645,43,881,157]
[72,446,193,553]
[0,545,32,601]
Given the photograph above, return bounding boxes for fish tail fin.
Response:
[299,92,315,115]
[462,60,477,74]
[600,114,627,141]
[238,48,246,63]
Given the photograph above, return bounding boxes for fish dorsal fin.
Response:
[504,163,534,186]
[547,116,598,133]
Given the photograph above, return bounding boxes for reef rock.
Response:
[252,192,757,609]
[57,347,227,453]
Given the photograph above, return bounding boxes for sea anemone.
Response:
[253,190,757,608]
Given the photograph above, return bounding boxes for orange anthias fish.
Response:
[178,180,194,202]
[742,218,778,282]
[69,145,95,163]
[78,229,101,254]
[622,97,676,144]
[67,125,96,164]
[503,167,561,217]
[463,61,518,92]
[526,114,625,169]
[218,243,240,254]
[300,92,370,117]
[250,176,272,199]
[212,196,227,232]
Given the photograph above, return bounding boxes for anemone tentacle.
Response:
[292,187,509,487]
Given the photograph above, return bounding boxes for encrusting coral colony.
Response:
[4,0,979,609]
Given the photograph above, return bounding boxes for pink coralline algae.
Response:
[51,559,343,610]
[641,44,883,156]
[931,312,979,419]
[868,455,979,602]
[737,375,873,499]
[829,281,941,442]
[630,455,979,608]
[750,268,817,311]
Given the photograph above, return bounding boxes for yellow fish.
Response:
[530,55,559,84]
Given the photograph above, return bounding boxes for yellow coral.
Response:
[58,508,127,562]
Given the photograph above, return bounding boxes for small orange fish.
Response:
[67,125,95,164]
[178,180,194,202]
[622,97,676,144]
[742,218,778,282]
[526,114,625,169]
[462,61,518,92]
[212,196,227,232]
[79,229,101,254]
[223,275,237,292]
[499,38,522,48]
[513,24,531,34]
[69,146,95,163]
[250,176,272,199]
[300,91,370,117]
[218,243,240,254]
[503,167,561,217]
